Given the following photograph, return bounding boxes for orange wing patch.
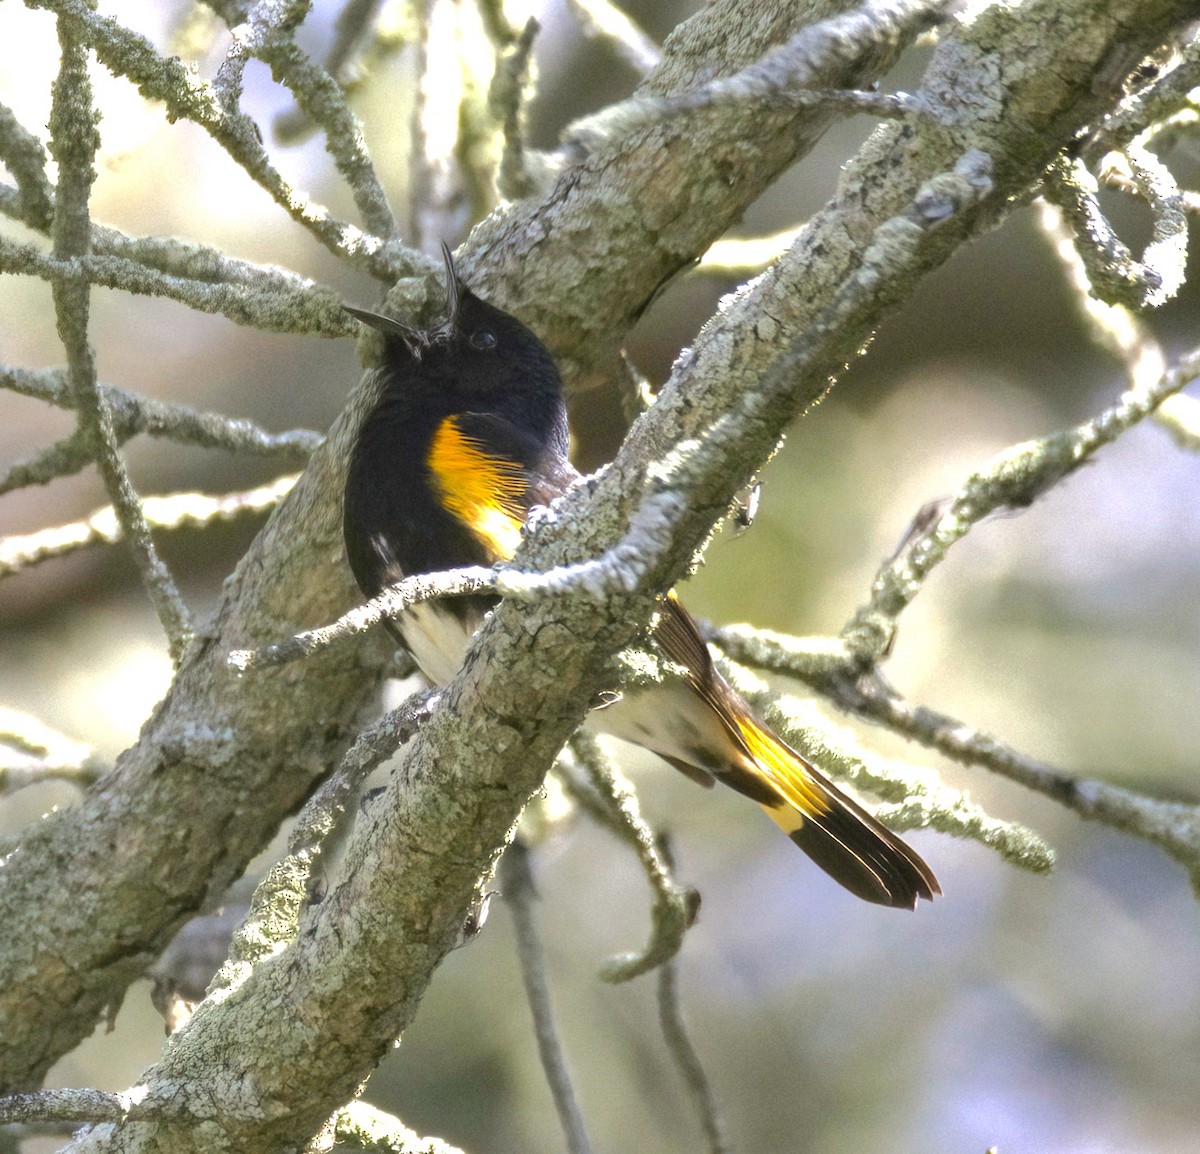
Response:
[427,416,526,561]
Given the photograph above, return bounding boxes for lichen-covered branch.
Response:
[26,0,412,281]
[228,565,496,669]
[0,0,1193,1142]
[562,0,938,151]
[567,734,698,982]
[218,0,397,241]
[843,344,1200,664]
[0,235,355,336]
[713,649,1056,874]
[0,707,105,796]
[0,100,54,229]
[500,841,594,1154]
[1,365,321,463]
[48,11,194,662]
[0,476,297,578]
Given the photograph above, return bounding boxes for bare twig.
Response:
[219,0,397,240]
[27,0,412,281]
[655,836,730,1154]
[0,235,355,336]
[48,13,194,663]
[0,476,297,579]
[568,733,697,982]
[227,565,496,670]
[562,0,940,150]
[0,1089,134,1126]
[0,101,54,229]
[843,344,1200,664]
[566,0,661,74]
[0,707,105,794]
[501,841,593,1154]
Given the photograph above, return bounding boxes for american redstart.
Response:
[342,247,939,908]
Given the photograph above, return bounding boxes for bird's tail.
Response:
[734,714,940,908]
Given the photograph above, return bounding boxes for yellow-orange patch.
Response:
[736,717,830,818]
[427,417,525,560]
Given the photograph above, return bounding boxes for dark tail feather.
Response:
[736,716,939,908]
[769,784,940,908]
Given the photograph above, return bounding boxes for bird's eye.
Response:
[469,329,497,351]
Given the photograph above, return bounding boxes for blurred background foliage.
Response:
[2,2,1199,1152]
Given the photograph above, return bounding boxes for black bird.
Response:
[342,249,939,908]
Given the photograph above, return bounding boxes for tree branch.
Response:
[27,0,414,281]
[0,476,297,578]
[48,10,194,662]
[1,0,1192,1140]
[500,842,594,1154]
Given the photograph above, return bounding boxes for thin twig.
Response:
[0,1089,133,1126]
[28,0,413,281]
[272,0,393,143]
[0,235,355,336]
[1,369,319,496]
[561,0,940,151]
[566,0,661,74]
[1037,189,1198,454]
[0,707,106,794]
[491,17,541,201]
[1,366,322,456]
[655,834,731,1154]
[702,623,1200,876]
[0,100,54,228]
[500,840,594,1154]
[222,0,397,240]
[48,12,194,663]
[712,652,1055,872]
[1043,152,1187,309]
[568,733,697,982]
[287,689,437,862]
[0,177,357,309]
[0,475,297,579]
[228,565,497,670]
[851,677,1200,892]
[843,343,1200,664]
[494,488,685,603]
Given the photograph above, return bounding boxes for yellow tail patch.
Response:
[735,717,831,823]
[428,416,525,560]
